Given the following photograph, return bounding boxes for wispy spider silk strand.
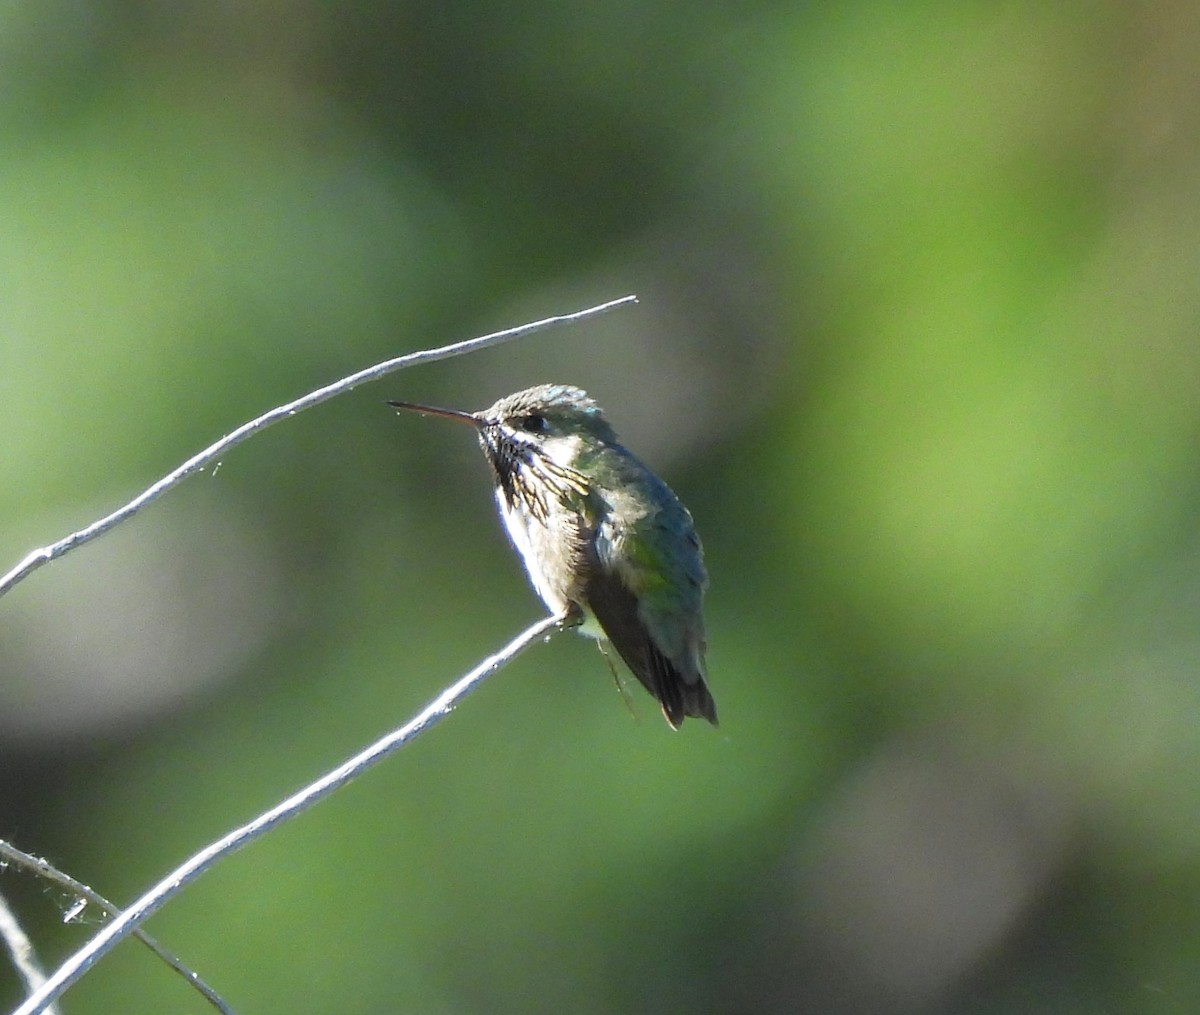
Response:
[0,841,236,1014]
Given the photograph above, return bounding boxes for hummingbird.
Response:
[388,384,715,728]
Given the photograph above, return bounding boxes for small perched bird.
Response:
[389,384,715,728]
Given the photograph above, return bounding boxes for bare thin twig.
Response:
[0,890,60,1015]
[14,611,566,1015]
[0,842,235,1015]
[0,295,637,599]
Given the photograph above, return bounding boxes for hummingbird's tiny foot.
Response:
[597,641,640,723]
[559,603,585,630]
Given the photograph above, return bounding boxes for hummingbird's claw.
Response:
[558,603,585,630]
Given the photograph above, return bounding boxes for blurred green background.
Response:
[3,2,1200,1012]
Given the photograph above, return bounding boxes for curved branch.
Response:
[0,296,636,599]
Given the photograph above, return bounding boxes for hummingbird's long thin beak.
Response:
[387,399,482,427]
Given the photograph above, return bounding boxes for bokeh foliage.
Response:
[3,2,1200,1012]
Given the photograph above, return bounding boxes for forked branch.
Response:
[13,611,567,1015]
[0,842,236,1014]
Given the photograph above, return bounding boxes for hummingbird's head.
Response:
[481,384,618,448]
[388,384,617,517]
[476,385,618,505]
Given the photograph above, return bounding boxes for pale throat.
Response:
[495,430,605,640]
[540,432,587,469]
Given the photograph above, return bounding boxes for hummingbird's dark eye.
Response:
[517,413,549,434]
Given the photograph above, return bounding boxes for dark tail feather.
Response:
[584,570,717,728]
[646,642,718,729]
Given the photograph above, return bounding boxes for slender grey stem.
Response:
[0,842,235,1015]
[0,891,60,1015]
[0,295,636,599]
[13,611,566,1015]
